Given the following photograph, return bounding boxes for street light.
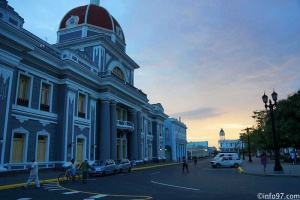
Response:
[246,128,252,162]
[241,128,252,162]
[262,90,283,171]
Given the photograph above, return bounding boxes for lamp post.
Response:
[262,90,283,171]
[246,127,252,162]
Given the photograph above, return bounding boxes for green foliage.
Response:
[250,90,300,151]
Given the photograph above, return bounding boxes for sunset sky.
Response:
[9,0,300,148]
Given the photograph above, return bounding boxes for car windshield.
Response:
[92,160,106,166]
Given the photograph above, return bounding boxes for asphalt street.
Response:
[1,158,300,200]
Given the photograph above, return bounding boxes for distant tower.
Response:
[219,128,225,140]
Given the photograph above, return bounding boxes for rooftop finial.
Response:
[90,0,100,6]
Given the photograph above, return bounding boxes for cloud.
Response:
[171,107,225,120]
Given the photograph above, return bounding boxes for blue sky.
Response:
[9,0,300,148]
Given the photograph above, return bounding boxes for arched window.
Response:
[112,67,125,80]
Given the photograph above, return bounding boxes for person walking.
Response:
[194,156,198,165]
[290,152,296,165]
[182,156,188,173]
[132,158,136,168]
[79,158,92,183]
[23,158,40,189]
[261,153,268,174]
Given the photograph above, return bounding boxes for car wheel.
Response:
[212,166,216,168]
[101,171,105,177]
[216,164,221,168]
[119,169,123,174]
[234,163,239,168]
[128,167,131,172]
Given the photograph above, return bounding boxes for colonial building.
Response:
[164,118,187,162]
[218,129,242,153]
[0,0,169,171]
[187,141,209,158]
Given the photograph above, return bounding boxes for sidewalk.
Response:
[0,162,179,190]
[238,156,300,177]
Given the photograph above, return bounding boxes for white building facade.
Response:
[218,139,242,152]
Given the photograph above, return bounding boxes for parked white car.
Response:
[211,156,242,168]
[213,153,239,160]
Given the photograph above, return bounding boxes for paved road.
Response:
[1,158,300,200]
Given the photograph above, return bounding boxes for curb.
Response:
[0,163,179,190]
[0,178,58,190]
[238,166,300,178]
[132,163,179,171]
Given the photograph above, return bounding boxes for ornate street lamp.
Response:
[262,90,283,171]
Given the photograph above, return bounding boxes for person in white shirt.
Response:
[67,158,79,176]
[23,158,40,189]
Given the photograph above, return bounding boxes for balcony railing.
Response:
[40,104,50,112]
[17,98,28,107]
[116,120,134,130]
[78,112,86,118]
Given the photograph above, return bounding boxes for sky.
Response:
[8,0,300,148]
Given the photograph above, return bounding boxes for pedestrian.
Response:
[194,156,198,165]
[290,152,296,165]
[261,153,267,174]
[182,156,188,173]
[67,158,79,177]
[132,158,136,168]
[23,158,40,189]
[79,158,92,183]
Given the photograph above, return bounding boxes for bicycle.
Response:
[58,168,80,184]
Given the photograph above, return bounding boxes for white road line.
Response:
[89,194,107,198]
[43,183,57,185]
[48,188,65,191]
[151,181,199,191]
[17,198,31,200]
[150,172,161,175]
[44,187,61,189]
[63,191,80,194]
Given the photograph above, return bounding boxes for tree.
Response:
[250,90,300,151]
[274,90,300,148]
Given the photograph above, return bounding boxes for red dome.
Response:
[59,4,125,42]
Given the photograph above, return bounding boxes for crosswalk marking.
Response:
[48,188,65,191]
[63,191,80,194]
[89,194,107,198]
[43,182,64,191]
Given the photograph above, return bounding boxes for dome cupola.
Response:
[57,0,125,47]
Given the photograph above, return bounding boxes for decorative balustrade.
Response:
[78,112,86,118]
[17,98,29,107]
[40,104,50,112]
[116,120,134,130]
